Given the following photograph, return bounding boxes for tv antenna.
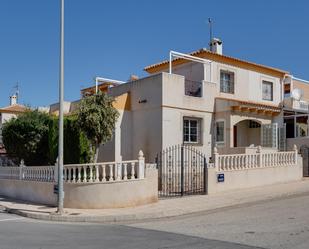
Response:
[14,82,19,97]
[208,18,213,48]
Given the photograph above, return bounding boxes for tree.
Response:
[77,91,119,162]
[2,110,50,165]
[47,116,92,164]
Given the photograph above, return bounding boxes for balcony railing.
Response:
[284,97,309,112]
[185,79,202,97]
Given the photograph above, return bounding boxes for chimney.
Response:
[10,94,17,106]
[209,38,223,55]
[129,75,139,81]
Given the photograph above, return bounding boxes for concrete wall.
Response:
[106,74,163,163]
[207,155,303,194]
[166,60,282,106]
[98,109,132,162]
[0,180,56,205]
[0,167,158,209]
[64,167,158,209]
[161,73,215,160]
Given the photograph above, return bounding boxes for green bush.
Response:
[2,110,50,165]
[3,110,92,165]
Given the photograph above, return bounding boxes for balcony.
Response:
[284,97,309,112]
[184,79,202,97]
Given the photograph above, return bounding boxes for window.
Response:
[183,118,201,144]
[185,79,202,97]
[220,70,234,94]
[216,121,224,143]
[262,81,273,101]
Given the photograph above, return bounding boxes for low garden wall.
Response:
[0,151,158,209]
[208,146,303,193]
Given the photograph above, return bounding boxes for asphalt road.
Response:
[128,193,309,249]
[0,210,262,249]
[1,193,309,249]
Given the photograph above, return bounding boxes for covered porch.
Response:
[215,98,282,154]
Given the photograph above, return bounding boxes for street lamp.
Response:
[57,0,65,214]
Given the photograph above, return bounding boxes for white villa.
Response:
[84,39,307,163]
[43,39,309,165]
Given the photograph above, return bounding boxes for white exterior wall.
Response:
[98,57,284,163]
[161,60,283,154]
[208,155,303,194]
[102,74,163,163]
[161,73,214,159]
[166,59,282,106]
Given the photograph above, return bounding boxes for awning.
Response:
[216,97,281,116]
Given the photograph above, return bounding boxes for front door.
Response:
[233,125,237,147]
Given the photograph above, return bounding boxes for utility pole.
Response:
[57,0,65,214]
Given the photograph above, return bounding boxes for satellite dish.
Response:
[291,88,303,101]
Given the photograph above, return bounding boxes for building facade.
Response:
[92,40,308,163]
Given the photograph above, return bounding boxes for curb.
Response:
[3,190,309,223]
[5,208,166,223]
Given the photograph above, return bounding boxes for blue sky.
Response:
[0,0,308,107]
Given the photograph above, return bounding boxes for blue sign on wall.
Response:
[53,184,58,194]
[217,173,224,183]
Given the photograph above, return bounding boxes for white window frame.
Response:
[215,120,225,146]
[183,117,202,144]
[262,80,274,101]
[220,70,235,94]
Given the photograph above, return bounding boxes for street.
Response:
[0,193,309,249]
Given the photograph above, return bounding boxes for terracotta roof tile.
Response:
[144,48,289,77]
[0,104,28,114]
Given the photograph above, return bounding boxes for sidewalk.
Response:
[1,179,309,223]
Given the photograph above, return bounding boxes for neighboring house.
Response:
[0,94,28,146]
[282,77,309,149]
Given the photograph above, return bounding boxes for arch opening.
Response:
[233,120,261,148]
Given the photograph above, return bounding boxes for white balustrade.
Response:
[63,160,140,183]
[0,164,55,182]
[0,151,146,184]
[213,146,298,172]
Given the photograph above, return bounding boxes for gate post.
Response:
[203,156,207,194]
[181,145,184,196]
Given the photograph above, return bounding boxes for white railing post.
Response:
[116,162,122,181]
[123,163,128,180]
[257,146,262,168]
[138,150,145,179]
[213,147,219,171]
[19,159,25,180]
[293,144,298,165]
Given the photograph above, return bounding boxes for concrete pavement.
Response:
[0,179,309,223]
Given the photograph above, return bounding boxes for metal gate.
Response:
[156,145,207,197]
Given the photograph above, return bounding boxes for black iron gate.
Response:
[156,145,207,197]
